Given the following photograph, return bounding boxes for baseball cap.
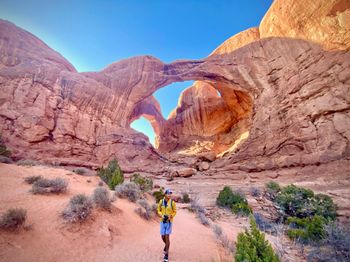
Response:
[165,188,173,195]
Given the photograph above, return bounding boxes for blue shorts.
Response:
[160,222,172,235]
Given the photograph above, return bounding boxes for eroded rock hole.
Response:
[129,80,253,157]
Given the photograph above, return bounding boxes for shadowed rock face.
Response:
[0,12,349,175]
[157,81,253,155]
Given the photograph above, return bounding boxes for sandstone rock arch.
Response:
[127,79,253,155]
[0,19,349,175]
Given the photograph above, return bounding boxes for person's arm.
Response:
[157,199,163,218]
[171,201,177,218]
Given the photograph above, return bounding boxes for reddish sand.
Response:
[0,163,231,262]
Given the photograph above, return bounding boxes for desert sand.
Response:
[0,163,232,262]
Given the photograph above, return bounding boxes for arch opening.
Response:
[130,116,156,146]
[128,77,253,157]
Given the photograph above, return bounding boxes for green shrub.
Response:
[216,186,245,208]
[152,188,164,203]
[92,187,111,210]
[24,175,43,184]
[275,184,336,220]
[182,193,191,203]
[0,136,11,157]
[313,193,337,221]
[97,159,124,190]
[235,216,280,262]
[62,194,93,223]
[286,215,326,243]
[232,202,252,216]
[0,208,26,231]
[130,173,153,192]
[217,186,251,216]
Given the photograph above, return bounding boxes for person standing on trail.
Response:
[157,188,177,262]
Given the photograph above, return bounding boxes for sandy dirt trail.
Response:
[0,163,229,262]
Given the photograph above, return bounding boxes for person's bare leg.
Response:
[161,235,166,244]
[165,235,170,254]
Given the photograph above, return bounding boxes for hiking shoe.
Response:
[163,254,169,262]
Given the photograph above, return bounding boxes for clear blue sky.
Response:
[0,0,273,145]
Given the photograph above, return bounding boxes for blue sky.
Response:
[0,0,273,145]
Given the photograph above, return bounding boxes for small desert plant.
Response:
[152,188,164,203]
[232,202,252,217]
[212,224,235,253]
[73,168,86,175]
[250,186,261,198]
[307,222,350,262]
[0,155,12,163]
[92,187,111,210]
[235,216,281,262]
[217,186,251,216]
[17,159,39,166]
[62,194,93,223]
[212,224,223,238]
[190,197,206,214]
[97,158,124,190]
[130,173,153,192]
[115,182,142,202]
[135,199,153,220]
[286,215,327,243]
[182,192,191,203]
[24,175,43,184]
[151,203,157,214]
[275,185,337,220]
[31,177,68,194]
[0,208,26,231]
[190,197,210,226]
[197,211,210,226]
[253,212,277,234]
[0,135,11,157]
[265,181,281,199]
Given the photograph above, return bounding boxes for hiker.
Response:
[157,188,177,262]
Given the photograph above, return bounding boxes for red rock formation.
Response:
[158,28,259,155]
[157,81,252,155]
[260,0,350,51]
[209,27,260,55]
[0,11,349,177]
[158,0,350,156]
